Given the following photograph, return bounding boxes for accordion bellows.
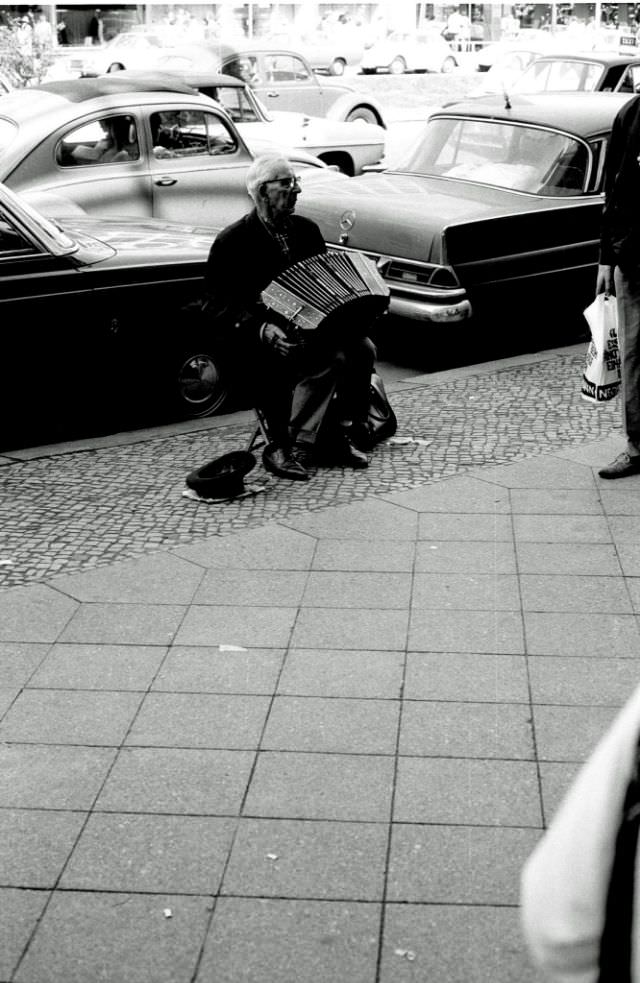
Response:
[261,251,390,334]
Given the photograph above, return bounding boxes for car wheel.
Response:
[106,62,125,73]
[329,57,346,76]
[441,56,456,74]
[318,151,354,175]
[174,346,229,418]
[345,105,379,125]
[389,56,406,75]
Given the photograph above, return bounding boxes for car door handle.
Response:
[266,91,279,98]
[154,176,177,186]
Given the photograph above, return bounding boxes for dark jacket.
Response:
[600,95,640,271]
[204,208,325,350]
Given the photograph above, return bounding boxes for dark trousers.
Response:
[255,334,376,448]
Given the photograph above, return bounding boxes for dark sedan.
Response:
[514,51,640,94]
[297,91,632,340]
[0,182,224,451]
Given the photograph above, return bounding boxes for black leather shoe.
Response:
[336,432,368,469]
[292,443,316,473]
[263,444,310,481]
[598,452,640,480]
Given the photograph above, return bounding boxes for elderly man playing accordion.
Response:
[204,153,377,481]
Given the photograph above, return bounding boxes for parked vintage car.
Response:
[0,181,226,450]
[296,92,632,334]
[113,69,384,175]
[0,75,343,231]
[359,30,459,74]
[296,30,365,75]
[72,30,177,77]
[151,43,386,125]
[513,51,640,94]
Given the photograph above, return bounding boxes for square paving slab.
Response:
[243,751,394,822]
[277,649,404,699]
[387,824,541,904]
[14,891,212,983]
[151,646,284,695]
[221,818,388,901]
[197,898,381,983]
[60,814,236,894]
[28,643,166,691]
[262,696,399,755]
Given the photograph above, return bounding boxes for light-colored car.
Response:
[71,31,176,77]
[297,31,365,75]
[0,75,343,231]
[297,92,631,333]
[120,70,384,175]
[153,43,386,125]
[359,30,458,75]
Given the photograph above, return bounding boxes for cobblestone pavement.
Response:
[0,350,619,590]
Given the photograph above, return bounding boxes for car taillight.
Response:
[383,259,459,289]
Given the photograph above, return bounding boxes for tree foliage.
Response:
[0,15,54,87]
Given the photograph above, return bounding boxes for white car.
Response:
[360,31,458,75]
[70,31,174,77]
[131,70,384,175]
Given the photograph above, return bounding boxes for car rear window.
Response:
[0,118,18,157]
[403,117,590,196]
[515,59,604,92]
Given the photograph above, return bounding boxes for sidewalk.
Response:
[0,343,636,982]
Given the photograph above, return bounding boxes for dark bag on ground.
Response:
[367,371,397,446]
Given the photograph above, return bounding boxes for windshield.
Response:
[0,118,18,157]
[514,59,604,92]
[401,117,590,196]
[214,85,265,122]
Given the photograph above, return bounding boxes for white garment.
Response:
[521,682,640,982]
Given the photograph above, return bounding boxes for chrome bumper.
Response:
[389,294,472,323]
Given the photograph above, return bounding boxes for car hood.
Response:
[297,171,582,263]
[60,214,214,265]
[268,111,385,146]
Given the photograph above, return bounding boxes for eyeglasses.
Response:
[261,176,301,192]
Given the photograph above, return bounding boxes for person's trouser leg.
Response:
[288,352,341,446]
[614,267,640,455]
[332,336,377,426]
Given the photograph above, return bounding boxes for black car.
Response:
[0,182,224,451]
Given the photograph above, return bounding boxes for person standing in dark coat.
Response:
[598,95,640,479]
[204,153,376,481]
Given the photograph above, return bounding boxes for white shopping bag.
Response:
[581,294,621,403]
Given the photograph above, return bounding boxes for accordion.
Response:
[260,251,390,336]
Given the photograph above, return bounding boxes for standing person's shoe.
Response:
[598,452,640,479]
[263,444,310,481]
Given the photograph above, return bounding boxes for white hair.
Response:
[246,153,291,202]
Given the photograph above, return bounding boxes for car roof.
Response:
[111,69,244,90]
[433,91,634,136]
[528,51,640,67]
[37,76,196,101]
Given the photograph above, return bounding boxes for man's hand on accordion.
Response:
[261,322,298,358]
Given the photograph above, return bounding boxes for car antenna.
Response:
[502,87,512,110]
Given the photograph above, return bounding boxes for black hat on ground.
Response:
[185,450,256,500]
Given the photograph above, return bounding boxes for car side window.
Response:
[150,110,237,159]
[264,54,311,83]
[0,214,39,259]
[56,115,139,167]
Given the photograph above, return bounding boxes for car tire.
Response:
[389,56,406,75]
[174,345,229,418]
[441,56,456,73]
[329,57,346,76]
[345,105,379,125]
[106,62,125,73]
